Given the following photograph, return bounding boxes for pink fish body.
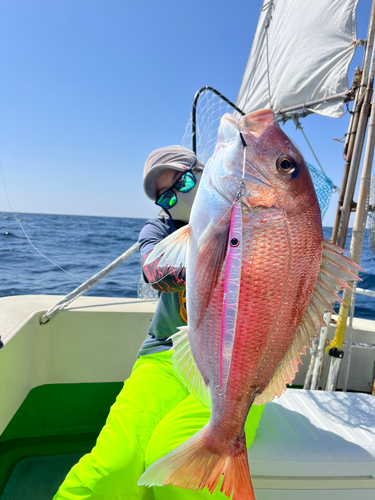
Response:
[140,110,362,499]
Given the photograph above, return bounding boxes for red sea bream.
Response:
[139,109,362,499]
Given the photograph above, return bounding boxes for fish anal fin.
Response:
[169,326,211,408]
[254,335,302,405]
[144,224,190,268]
[313,289,336,314]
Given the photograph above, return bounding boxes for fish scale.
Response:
[227,211,302,396]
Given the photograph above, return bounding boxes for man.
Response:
[53,146,263,500]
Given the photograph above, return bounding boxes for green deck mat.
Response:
[0,382,123,495]
[0,453,83,500]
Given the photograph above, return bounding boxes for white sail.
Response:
[236,0,359,118]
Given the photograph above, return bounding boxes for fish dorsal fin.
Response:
[254,239,361,405]
[144,224,190,268]
[169,326,211,409]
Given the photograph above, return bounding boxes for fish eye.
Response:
[276,155,295,174]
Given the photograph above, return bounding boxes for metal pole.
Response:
[356,287,375,297]
[336,85,373,248]
[331,87,361,244]
[339,81,375,391]
[310,313,331,390]
[278,91,350,117]
[325,354,344,391]
[40,242,140,325]
[332,0,375,245]
[303,337,319,390]
[313,4,375,388]
[342,282,356,392]
[325,61,375,391]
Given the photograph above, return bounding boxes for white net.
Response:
[181,88,238,165]
[137,274,159,299]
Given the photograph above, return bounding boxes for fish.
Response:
[139,109,362,499]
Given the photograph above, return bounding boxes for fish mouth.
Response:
[225,109,276,139]
[239,109,276,138]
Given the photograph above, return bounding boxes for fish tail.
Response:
[220,449,255,500]
[138,425,255,499]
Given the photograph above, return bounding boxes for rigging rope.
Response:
[292,116,339,192]
[262,1,275,110]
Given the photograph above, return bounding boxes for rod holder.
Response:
[325,351,344,391]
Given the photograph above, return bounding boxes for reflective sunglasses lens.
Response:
[157,191,177,209]
[176,171,196,193]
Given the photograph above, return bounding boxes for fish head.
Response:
[215,109,320,219]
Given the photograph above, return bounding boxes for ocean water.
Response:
[1,212,375,320]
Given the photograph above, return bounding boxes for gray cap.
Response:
[143,145,204,201]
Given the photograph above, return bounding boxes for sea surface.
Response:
[1,212,375,320]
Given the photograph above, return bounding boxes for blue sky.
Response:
[0,0,372,225]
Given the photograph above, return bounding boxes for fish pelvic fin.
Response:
[169,326,211,409]
[138,426,255,500]
[254,239,362,405]
[144,224,190,268]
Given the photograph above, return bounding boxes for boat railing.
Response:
[355,287,375,298]
[344,285,375,348]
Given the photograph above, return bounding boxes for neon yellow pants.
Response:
[53,350,264,500]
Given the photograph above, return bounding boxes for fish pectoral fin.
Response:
[255,239,362,406]
[144,224,190,268]
[197,221,219,247]
[195,221,230,328]
[169,326,211,409]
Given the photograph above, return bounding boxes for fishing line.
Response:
[0,162,91,279]
[0,161,133,283]
[235,120,248,202]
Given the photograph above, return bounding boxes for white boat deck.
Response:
[250,389,375,498]
[0,295,158,436]
[0,294,158,347]
[1,295,375,498]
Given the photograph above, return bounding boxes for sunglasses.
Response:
[155,169,197,210]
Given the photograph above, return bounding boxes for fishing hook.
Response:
[235,120,248,202]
